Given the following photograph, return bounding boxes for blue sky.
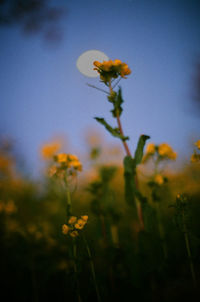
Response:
[0,0,200,176]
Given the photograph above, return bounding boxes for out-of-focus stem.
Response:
[64,177,72,217]
[73,240,82,302]
[83,235,101,302]
[182,211,197,287]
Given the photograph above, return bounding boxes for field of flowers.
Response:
[0,59,200,302]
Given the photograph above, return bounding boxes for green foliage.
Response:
[87,166,120,221]
[108,87,123,118]
[134,135,150,165]
[94,117,129,141]
[123,135,150,210]
[169,194,190,232]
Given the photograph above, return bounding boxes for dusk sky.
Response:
[0,0,200,176]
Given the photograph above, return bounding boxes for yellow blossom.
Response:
[70,230,79,238]
[57,153,68,163]
[68,154,79,161]
[154,174,164,185]
[93,59,131,82]
[81,215,88,222]
[62,224,70,235]
[158,143,177,160]
[146,143,156,155]
[68,216,77,225]
[41,142,61,159]
[194,140,200,150]
[70,160,82,171]
[75,218,87,230]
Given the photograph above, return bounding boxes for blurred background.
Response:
[1,2,200,301]
[0,0,200,177]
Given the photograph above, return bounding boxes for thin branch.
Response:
[112,77,122,89]
[86,83,109,95]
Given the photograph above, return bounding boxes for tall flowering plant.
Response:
[90,59,150,229]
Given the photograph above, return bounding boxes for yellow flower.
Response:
[75,218,87,230]
[70,230,79,238]
[57,153,68,163]
[70,160,82,171]
[113,59,122,66]
[62,224,70,235]
[120,63,131,78]
[81,215,88,222]
[41,142,61,159]
[146,143,156,155]
[93,61,101,68]
[68,154,79,161]
[158,143,177,160]
[154,174,164,185]
[93,59,131,82]
[68,216,77,225]
[194,140,200,150]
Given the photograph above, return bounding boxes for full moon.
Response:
[76,50,109,77]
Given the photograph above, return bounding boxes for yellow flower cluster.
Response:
[62,215,88,238]
[144,142,177,161]
[93,59,131,83]
[41,142,61,159]
[158,143,177,160]
[48,153,82,179]
[191,140,200,163]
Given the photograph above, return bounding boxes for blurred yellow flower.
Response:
[158,143,177,160]
[81,215,88,222]
[70,230,79,238]
[154,174,164,185]
[41,142,61,159]
[57,153,68,163]
[68,216,77,224]
[75,218,87,230]
[62,224,70,235]
[194,140,200,150]
[146,143,156,155]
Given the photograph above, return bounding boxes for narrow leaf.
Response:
[134,134,150,165]
[94,117,129,141]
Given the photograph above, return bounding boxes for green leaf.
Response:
[110,87,124,118]
[123,156,137,211]
[134,134,150,165]
[94,117,129,141]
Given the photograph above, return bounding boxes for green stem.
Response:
[73,240,82,302]
[155,202,168,259]
[64,177,72,217]
[108,80,144,230]
[182,212,197,287]
[83,235,101,302]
